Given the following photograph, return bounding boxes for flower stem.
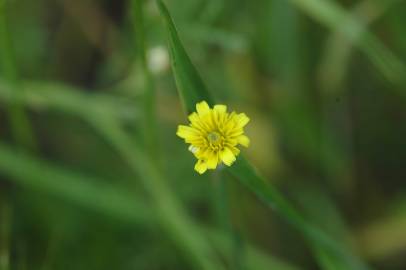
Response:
[90,117,226,270]
[131,0,159,160]
[0,191,11,270]
[0,1,36,151]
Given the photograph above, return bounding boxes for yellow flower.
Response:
[177,101,250,174]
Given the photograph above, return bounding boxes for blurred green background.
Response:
[0,0,405,269]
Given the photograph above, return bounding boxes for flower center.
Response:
[207,131,221,144]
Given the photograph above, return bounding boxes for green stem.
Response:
[287,0,406,86]
[90,117,225,270]
[0,142,301,270]
[228,156,372,270]
[212,172,230,231]
[0,80,139,122]
[0,192,10,270]
[131,0,159,159]
[213,172,245,270]
[0,1,36,150]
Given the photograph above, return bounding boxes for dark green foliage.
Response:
[0,0,405,269]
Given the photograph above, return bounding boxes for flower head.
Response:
[177,101,250,174]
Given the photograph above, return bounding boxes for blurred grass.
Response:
[131,0,158,158]
[0,80,138,121]
[318,0,404,93]
[90,118,227,270]
[157,1,371,269]
[0,193,11,270]
[357,199,406,260]
[287,0,406,85]
[0,0,36,150]
[0,0,405,269]
[0,142,301,270]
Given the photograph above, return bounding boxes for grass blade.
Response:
[90,117,226,270]
[156,0,214,113]
[0,193,11,270]
[287,0,406,85]
[0,1,36,150]
[0,143,152,226]
[155,1,372,269]
[131,0,159,157]
[318,0,404,93]
[229,134,372,270]
[0,142,301,270]
[0,80,139,122]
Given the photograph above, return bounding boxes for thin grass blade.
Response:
[155,1,372,269]
[156,0,214,113]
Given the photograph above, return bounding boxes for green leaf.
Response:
[156,0,214,114]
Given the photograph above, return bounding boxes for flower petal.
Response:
[188,145,199,154]
[188,113,208,133]
[237,135,250,147]
[229,145,240,156]
[194,159,207,174]
[180,101,250,173]
[176,125,199,139]
[213,105,227,113]
[196,101,210,116]
[206,151,219,169]
[236,113,250,128]
[220,147,236,166]
[213,105,227,127]
[188,112,198,122]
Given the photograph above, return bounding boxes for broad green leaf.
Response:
[156,0,214,114]
[156,0,372,269]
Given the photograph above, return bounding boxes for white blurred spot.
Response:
[188,145,199,154]
[147,46,169,74]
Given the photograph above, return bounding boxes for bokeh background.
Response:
[0,0,405,269]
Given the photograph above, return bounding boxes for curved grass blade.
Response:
[0,143,152,226]
[90,118,227,270]
[230,156,370,270]
[0,1,36,150]
[318,0,404,93]
[156,1,372,269]
[0,85,302,270]
[287,0,406,86]
[0,141,301,270]
[131,0,159,158]
[0,80,139,121]
[0,191,11,270]
[156,0,214,114]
